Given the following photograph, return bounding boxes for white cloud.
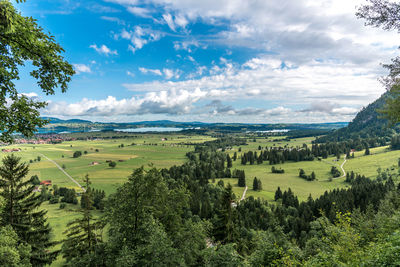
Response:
[73,64,91,74]
[139,67,162,76]
[44,88,207,116]
[139,67,180,79]
[162,13,176,31]
[20,92,39,99]
[127,6,152,18]
[89,44,118,56]
[126,70,135,77]
[120,26,162,53]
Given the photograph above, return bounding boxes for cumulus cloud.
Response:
[44,88,207,116]
[119,26,162,53]
[20,92,39,99]
[300,101,359,115]
[73,64,91,74]
[125,56,384,106]
[89,44,118,56]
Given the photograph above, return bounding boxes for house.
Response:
[40,180,52,186]
[90,161,100,166]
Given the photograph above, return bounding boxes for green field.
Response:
[2,134,400,266]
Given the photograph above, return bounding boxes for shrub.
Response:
[73,151,82,158]
[109,161,117,168]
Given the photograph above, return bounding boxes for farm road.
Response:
[39,153,86,192]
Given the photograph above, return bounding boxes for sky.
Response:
[14,0,400,123]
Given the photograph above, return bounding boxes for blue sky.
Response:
[15,0,400,123]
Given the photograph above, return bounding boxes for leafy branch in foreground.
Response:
[0,0,74,142]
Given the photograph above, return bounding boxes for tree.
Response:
[106,167,192,265]
[356,1,400,123]
[62,175,105,266]
[213,184,238,243]
[0,154,57,266]
[0,0,74,142]
[275,187,283,201]
[253,177,259,191]
[226,154,232,168]
[365,145,370,155]
[109,161,117,168]
[0,225,31,267]
[73,151,82,158]
[30,174,40,185]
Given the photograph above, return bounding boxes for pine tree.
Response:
[226,154,232,168]
[0,154,57,266]
[253,177,258,191]
[257,179,262,191]
[238,173,246,187]
[311,171,316,181]
[213,184,238,243]
[365,146,370,155]
[274,187,282,200]
[62,175,105,266]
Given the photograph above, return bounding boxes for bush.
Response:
[73,151,82,158]
[30,175,40,185]
[109,161,117,168]
[49,196,59,204]
[59,203,66,209]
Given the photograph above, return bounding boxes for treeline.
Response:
[240,146,314,165]
[312,137,386,157]
[194,136,247,152]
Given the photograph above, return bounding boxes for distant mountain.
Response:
[37,117,348,135]
[41,117,93,124]
[316,92,399,142]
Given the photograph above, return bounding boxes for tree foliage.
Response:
[0,154,57,266]
[0,0,74,142]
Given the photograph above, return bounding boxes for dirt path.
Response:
[240,186,248,201]
[39,153,86,192]
[339,154,347,178]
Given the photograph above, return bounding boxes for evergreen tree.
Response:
[257,179,262,191]
[213,184,238,243]
[253,177,259,191]
[311,171,316,181]
[226,154,232,168]
[365,146,370,155]
[275,187,283,200]
[233,152,237,161]
[238,173,246,187]
[62,175,105,266]
[0,154,57,266]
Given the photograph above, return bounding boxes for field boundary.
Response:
[39,153,86,192]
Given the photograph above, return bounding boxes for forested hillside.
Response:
[317,92,400,143]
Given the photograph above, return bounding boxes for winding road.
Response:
[339,154,347,178]
[39,153,86,192]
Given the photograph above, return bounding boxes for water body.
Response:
[249,129,290,133]
[113,127,185,133]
